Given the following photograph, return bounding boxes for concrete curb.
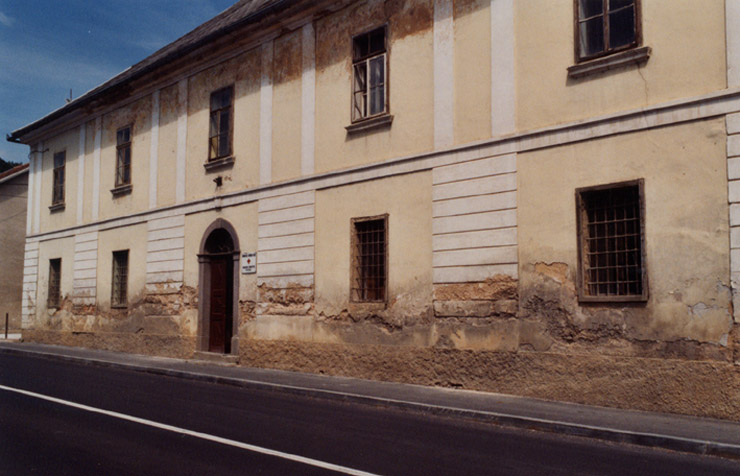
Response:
[2,345,740,460]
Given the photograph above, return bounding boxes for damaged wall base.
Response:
[240,339,740,420]
[23,329,196,359]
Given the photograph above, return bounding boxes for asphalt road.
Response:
[1,353,739,476]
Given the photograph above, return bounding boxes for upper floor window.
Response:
[209,86,233,161]
[352,26,387,122]
[576,0,639,61]
[52,151,65,206]
[115,125,132,188]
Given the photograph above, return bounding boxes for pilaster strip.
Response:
[176,80,188,204]
[260,41,274,185]
[149,90,160,210]
[491,0,516,136]
[301,23,316,176]
[76,124,86,225]
[33,143,43,235]
[728,0,740,88]
[434,0,454,150]
[92,118,102,221]
[26,149,35,235]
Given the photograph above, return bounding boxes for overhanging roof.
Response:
[7,0,293,144]
[0,163,29,184]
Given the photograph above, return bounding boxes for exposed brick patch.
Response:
[434,275,518,318]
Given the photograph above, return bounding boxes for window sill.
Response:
[568,46,651,79]
[345,114,393,134]
[110,184,132,197]
[111,305,128,310]
[349,301,387,312]
[49,203,65,213]
[578,294,648,304]
[204,156,235,172]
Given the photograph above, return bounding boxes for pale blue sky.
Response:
[0,0,237,163]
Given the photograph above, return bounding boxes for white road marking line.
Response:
[0,384,383,476]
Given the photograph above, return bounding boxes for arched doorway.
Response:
[198,219,240,354]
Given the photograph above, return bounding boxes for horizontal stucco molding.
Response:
[25,87,740,243]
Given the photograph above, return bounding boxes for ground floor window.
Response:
[48,258,61,308]
[351,215,387,303]
[576,179,646,302]
[111,250,129,308]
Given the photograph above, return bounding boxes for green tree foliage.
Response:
[0,157,21,174]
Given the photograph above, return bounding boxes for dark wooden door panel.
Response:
[209,259,228,352]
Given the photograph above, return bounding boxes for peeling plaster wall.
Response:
[38,128,81,234]
[515,0,727,131]
[185,50,262,200]
[517,118,733,361]
[313,171,434,331]
[315,0,435,174]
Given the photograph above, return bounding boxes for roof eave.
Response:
[7,0,298,145]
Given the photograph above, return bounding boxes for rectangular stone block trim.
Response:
[72,232,98,306]
[433,209,517,235]
[147,216,185,289]
[258,233,314,252]
[728,113,740,323]
[728,113,740,135]
[432,154,518,287]
[434,264,518,283]
[257,190,315,317]
[432,173,516,201]
[432,154,516,185]
[433,191,516,217]
[22,240,40,327]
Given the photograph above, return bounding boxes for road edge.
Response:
[2,345,739,460]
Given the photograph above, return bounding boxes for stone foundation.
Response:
[240,339,740,420]
[22,329,196,359]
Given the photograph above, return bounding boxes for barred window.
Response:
[52,151,65,205]
[48,258,61,308]
[352,26,387,122]
[576,0,639,61]
[115,125,132,187]
[209,86,233,161]
[577,180,647,302]
[111,250,129,308]
[351,216,387,302]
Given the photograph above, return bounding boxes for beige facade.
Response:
[9,0,740,419]
[0,165,28,332]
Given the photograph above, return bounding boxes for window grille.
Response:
[351,217,387,302]
[209,86,233,160]
[577,181,646,301]
[52,151,65,205]
[48,258,61,308]
[576,0,639,61]
[116,125,132,187]
[112,250,129,308]
[352,26,387,122]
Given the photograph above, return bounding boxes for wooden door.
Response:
[209,258,228,353]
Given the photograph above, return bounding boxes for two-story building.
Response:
[8,0,740,419]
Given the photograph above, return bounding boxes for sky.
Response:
[0,0,237,164]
